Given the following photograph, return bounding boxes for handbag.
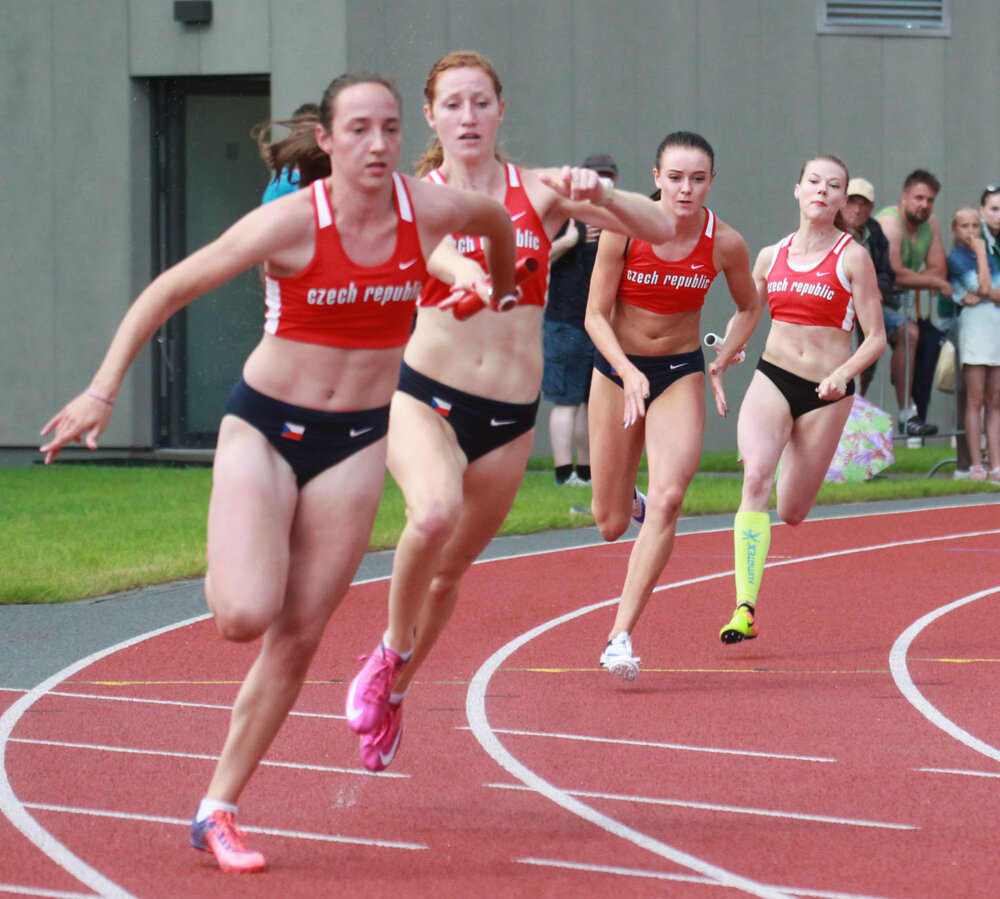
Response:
[934,338,957,393]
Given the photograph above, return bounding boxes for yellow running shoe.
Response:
[719,604,758,644]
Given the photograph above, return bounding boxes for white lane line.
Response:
[4,510,996,895]
[0,885,96,899]
[515,858,893,898]
[0,613,212,899]
[889,586,1000,764]
[469,726,835,763]
[24,803,425,851]
[518,856,720,886]
[916,767,1000,779]
[466,598,795,899]
[9,737,406,778]
[467,498,1000,569]
[45,691,345,720]
[487,783,915,830]
[467,527,1000,898]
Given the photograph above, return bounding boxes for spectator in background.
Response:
[259,102,320,204]
[543,153,619,485]
[981,185,1000,264]
[876,169,952,437]
[927,186,1000,478]
[841,177,900,397]
[947,207,1000,482]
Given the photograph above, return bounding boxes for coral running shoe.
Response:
[345,644,406,735]
[190,810,265,873]
[631,489,646,528]
[360,701,403,772]
[600,631,640,682]
[719,604,758,644]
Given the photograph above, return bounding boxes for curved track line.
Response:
[465,597,793,899]
[0,613,210,899]
[889,586,1000,763]
[466,526,1000,897]
[3,509,996,895]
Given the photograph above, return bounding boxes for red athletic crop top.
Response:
[263,174,426,349]
[419,163,551,308]
[617,208,717,315]
[765,231,855,332]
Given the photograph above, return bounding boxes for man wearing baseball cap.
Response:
[581,153,618,178]
[842,177,933,437]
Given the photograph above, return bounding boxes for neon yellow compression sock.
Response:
[734,510,771,609]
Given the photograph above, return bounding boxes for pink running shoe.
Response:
[190,810,265,873]
[345,644,406,735]
[360,701,403,772]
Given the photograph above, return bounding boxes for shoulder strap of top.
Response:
[703,207,716,238]
[312,179,333,229]
[392,172,414,223]
[765,233,794,278]
[831,231,853,255]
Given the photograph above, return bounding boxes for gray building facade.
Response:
[3,0,994,455]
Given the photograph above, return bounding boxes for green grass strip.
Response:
[2,445,994,604]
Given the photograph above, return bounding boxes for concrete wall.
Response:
[5,0,998,454]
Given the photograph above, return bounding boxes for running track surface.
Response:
[2,500,999,898]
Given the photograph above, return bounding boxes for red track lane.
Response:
[3,502,1000,898]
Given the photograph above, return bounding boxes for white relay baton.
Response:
[703,332,745,364]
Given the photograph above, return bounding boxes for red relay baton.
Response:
[452,257,540,321]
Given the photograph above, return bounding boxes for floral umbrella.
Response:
[825,394,895,483]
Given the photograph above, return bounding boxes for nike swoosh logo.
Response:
[345,679,366,724]
[350,427,374,438]
[491,418,516,427]
[670,363,687,370]
[399,258,418,270]
[510,211,527,222]
[691,264,705,270]
[379,725,403,767]
[817,271,830,277]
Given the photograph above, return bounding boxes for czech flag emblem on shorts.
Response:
[431,397,452,418]
[281,422,306,441]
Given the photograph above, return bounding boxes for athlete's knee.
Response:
[645,486,684,525]
[741,465,774,505]
[776,502,809,527]
[592,503,629,541]
[205,576,272,642]
[407,497,462,549]
[212,603,274,643]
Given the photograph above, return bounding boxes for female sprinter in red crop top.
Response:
[344,50,674,769]
[585,131,762,681]
[717,154,885,647]
[40,72,516,874]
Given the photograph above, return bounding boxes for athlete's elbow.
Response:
[645,211,675,244]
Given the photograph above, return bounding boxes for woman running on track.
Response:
[344,50,674,769]
[40,72,516,874]
[585,131,761,681]
[718,154,885,645]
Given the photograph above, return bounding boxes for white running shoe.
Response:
[600,631,640,681]
[631,489,646,528]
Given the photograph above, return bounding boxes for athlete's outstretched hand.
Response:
[537,166,610,205]
[40,392,114,464]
